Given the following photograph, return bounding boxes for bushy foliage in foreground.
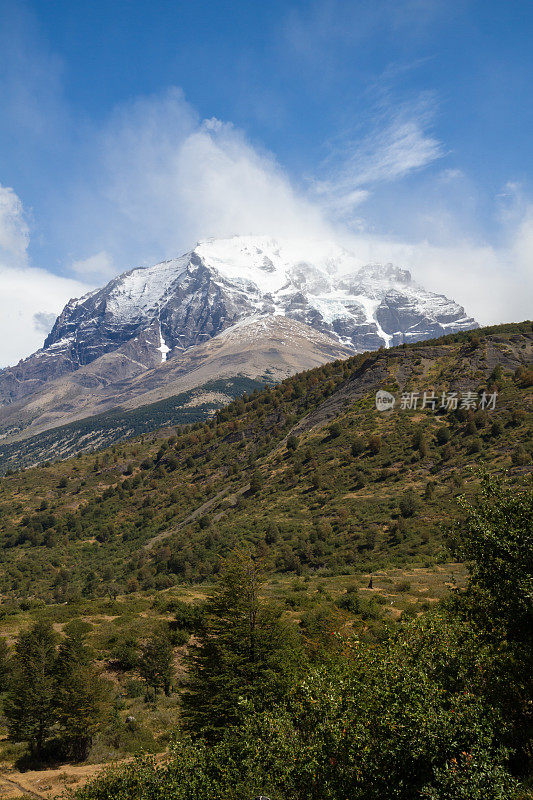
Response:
[74,480,531,800]
[74,615,517,800]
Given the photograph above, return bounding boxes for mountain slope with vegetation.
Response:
[0,316,353,455]
[0,321,530,602]
[60,482,533,798]
[0,321,530,800]
[0,376,269,472]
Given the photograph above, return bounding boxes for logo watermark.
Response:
[375,390,396,411]
[376,389,498,412]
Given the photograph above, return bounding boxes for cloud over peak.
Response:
[89,88,332,266]
[0,85,531,368]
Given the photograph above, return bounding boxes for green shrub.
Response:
[351,437,365,456]
[124,679,145,698]
[399,491,418,518]
[395,579,411,592]
[329,422,342,439]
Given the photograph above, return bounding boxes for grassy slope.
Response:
[0,322,530,601]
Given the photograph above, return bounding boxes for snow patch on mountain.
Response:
[157,321,170,362]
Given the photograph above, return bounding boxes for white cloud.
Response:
[71,250,115,283]
[173,121,330,241]
[81,88,332,266]
[342,117,443,186]
[438,168,464,183]
[335,208,533,327]
[0,262,91,368]
[95,86,531,326]
[0,184,30,266]
[313,100,443,216]
[33,311,57,334]
[0,185,91,368]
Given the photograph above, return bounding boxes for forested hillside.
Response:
[0,322,530,601]
[0,376,268,472]
[0,322,531,799]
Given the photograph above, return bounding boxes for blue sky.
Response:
[0,0,532,365]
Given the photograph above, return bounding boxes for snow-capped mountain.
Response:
[45,236,474,362]
[0,235,477,423]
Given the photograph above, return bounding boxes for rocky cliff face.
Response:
[0,235,477,408]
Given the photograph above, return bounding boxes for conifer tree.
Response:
[182,550,304,741]
[138,626,174,698]
[0,636,9,692]
[55,631,111,761]
[56,665,110,761]
[4,622,57,758]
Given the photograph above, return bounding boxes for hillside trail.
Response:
[0,759,129,799]
[0,772,46,798]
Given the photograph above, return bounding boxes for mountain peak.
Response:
[0,235,477,412]
[356,262,412,284]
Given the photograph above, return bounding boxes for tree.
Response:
[411,427,429,457]
[311,471,324,490]
[399,490,418,518]
[55,632,111,761]
[110,633,139,671]
[0,636,9,692]
[265,521,279,545]
[454,477,532,642]
[138,627,174,698]
[491,419,504,436]
[368,434,381,454]
[354,469,366,489]
[4,622,58,758]
[351,437,365,457]
[56,628,92,676]
[436,426,450,445]
[182,550,304,741]
[418,437,429,458]
[452,477,533,772]
[469,437,482,454]
[511,445,529,466]
[424,481,435,500]
[248,471,262,495]
[286,434,299,451]
[329,422,342,439]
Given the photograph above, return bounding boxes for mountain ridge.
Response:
[0,236,478,451]
[0,316,354,454]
